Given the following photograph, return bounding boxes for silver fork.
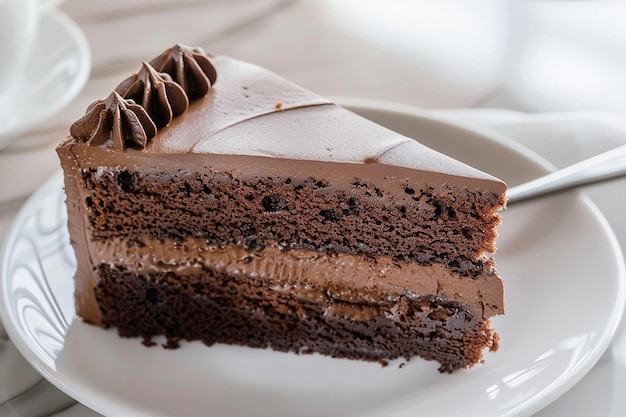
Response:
[507,144,626,204]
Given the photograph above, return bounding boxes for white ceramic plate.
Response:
[1,100,624,417]
[0,10,91,149]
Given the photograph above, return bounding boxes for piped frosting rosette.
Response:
[70,45,217,150]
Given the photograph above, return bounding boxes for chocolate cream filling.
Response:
[84,237,504,324]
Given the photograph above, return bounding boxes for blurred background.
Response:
[1,1,626,416]
[67,0,626,112]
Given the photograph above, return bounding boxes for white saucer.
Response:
[1,101,624,417]
[0,10,90,149]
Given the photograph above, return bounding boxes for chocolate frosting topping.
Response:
[149,44,217,99]
[116,62,189,127]
[72,44,217,151]
[69,92,157,150]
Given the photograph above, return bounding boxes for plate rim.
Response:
[337,97,626,417]
[1,98,625,417]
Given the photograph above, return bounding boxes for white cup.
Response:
[0,0,64,106]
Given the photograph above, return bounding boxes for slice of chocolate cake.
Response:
[57,45,506,373]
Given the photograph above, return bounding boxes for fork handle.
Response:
[507,144,626,204]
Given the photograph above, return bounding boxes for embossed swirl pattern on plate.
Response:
[2,174,75,368]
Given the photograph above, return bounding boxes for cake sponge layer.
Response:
[82,165,503,271]
[95,263,499,372]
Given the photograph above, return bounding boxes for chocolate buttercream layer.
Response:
[88,237,503,320]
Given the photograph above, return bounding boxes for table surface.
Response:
[1,1,626,416]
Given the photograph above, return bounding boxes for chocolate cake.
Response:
[57,45,506,373]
